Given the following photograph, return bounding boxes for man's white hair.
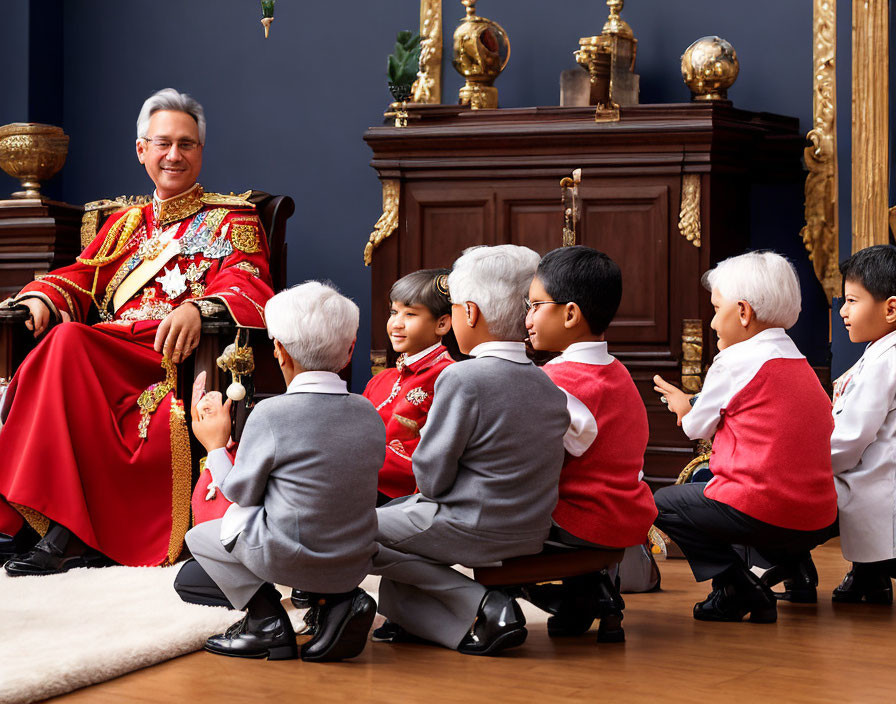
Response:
[136,88,207,144]
[702,251,802,329]
[265,281,359,372]
[448,244,541,340]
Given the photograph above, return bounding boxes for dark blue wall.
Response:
[2,1,849,384]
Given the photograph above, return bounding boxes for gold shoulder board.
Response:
[200,190,254,208]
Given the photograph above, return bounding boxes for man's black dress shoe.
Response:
[300,588,376,662]
[0,522,40,561]
[370,619,434,644]
[761,555,819,603]
[457,590,527,656]
[290,588,312,609]
[4,523,114,577]
[694,567,777,623]
[832,564,894,605]
[204,583,298,660]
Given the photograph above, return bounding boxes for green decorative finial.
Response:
[261,0,275,38]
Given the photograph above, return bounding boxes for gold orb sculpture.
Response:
[0,123,69,199]
[681,36,739,101]
[452,0,511,109]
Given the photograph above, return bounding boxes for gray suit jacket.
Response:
[378,356,569,564]
[212,391,386,593]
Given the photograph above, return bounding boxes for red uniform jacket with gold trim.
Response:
[14,185,273,330]
[362,345,454,499]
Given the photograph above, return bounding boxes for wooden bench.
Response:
[474,547,627,643]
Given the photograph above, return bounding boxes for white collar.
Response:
[404,342,442,367]
[468,341,531,365]
[862,328,896,362]
[152,182,200,206]
[547,341,614,366]
[286,371,348,395]
[714,327,800,363]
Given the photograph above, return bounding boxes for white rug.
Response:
[0,565,244,704]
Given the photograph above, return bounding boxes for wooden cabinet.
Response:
[364,102,804,489]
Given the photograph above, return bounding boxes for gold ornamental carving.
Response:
[852,0,889,253]
[363,180,400,266]
[0,123,69,199]
[412,0,443,104]
[678,174,701,248]
[602,0,633,39]
[681,319,704,393]
[452,0,511,110]
[560,169,582,247]
[801,0,840,304]
[681,37,739,101]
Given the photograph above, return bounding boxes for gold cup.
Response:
[0,123,69,199]
[452,0,511,109]
[681,36,739,101]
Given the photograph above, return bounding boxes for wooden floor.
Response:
[53,540,896,703]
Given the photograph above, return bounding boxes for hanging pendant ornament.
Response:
[261,0,275,38]
[216,330,255,402]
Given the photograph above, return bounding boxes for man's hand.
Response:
[190,370,232,452]
[154,302,201,363]
[653,375,694,427]
[21,298,55,337]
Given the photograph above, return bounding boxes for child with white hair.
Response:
[371,244,569,656]
[173,281,386,662]
[652,251,838,624]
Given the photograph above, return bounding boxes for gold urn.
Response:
[452,0,510,109]
[681,36,739,101]
[0,123,69,199]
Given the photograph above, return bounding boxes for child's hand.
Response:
[653,375,694,427]
[190,371,233,452]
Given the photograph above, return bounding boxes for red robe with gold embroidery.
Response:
[362,345,454,499]
[0,185,273,566]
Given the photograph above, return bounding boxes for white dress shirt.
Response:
[830,328,896,561]
[468,340,531,364]
[546,342,610,456]
[682,328,804,441]
[404,342,442,367]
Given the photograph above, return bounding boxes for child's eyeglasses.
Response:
[524,298,570,312]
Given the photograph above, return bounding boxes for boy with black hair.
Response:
[525,245,657,635]
[831,244,896,604]
[363,269,455,504]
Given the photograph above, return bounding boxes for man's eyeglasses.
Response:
[143,137,201,153]
[524,298,570,312]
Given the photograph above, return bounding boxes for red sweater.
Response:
[545,359,657,547]
[363,345,454,498]
[705,357,837,530]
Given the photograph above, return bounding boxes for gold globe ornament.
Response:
[0,123,69,199]
[681,36,739,102]
[452,0,510,110]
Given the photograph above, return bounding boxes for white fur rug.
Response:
[0,565,244,704]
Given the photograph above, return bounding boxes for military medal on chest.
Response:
[156,264,188,298]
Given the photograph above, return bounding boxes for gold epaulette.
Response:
[200,190,254,208]
[81,195,151,248]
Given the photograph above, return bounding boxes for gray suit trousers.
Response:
[373,497,542,650]
[185,519,265,610]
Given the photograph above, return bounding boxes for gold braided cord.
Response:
[11,503,49,537]
[165,398,192,565]
[77,207,144,267]
[33,279,78,319]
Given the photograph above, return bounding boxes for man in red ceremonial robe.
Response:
[0,88,274,575]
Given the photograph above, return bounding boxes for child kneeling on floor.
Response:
[831,244,896,604]
[524,245,657,636]
[371,244,570,656]
[652,251,838,623]
[174,281,386,662]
